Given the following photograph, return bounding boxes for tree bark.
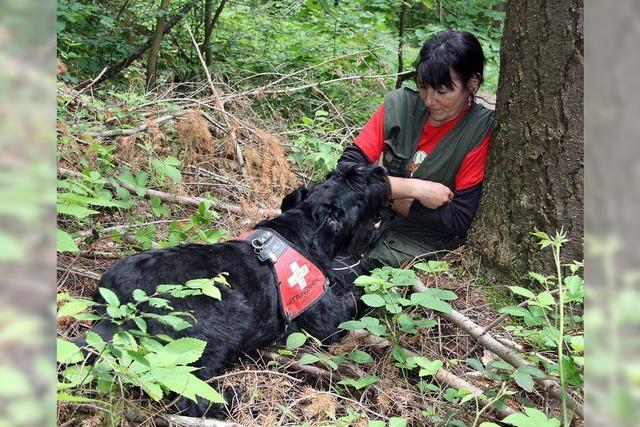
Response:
[94,1,196,86]
[203,0,227,67]
[395,0,408,89]
[468,0,584,280]
[146,0,171,90]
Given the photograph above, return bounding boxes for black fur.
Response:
[88,163,390,417]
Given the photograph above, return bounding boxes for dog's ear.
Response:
[280,186,309,212]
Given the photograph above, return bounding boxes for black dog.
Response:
[88,163,390,416]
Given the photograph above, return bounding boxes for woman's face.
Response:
[419,73,472,126]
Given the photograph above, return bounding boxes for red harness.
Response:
[238,228,328,321]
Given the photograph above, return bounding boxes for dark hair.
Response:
[415,29,485,93]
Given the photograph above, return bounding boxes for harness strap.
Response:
[240,228,328,322]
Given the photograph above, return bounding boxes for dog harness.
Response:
[240,228,328,321]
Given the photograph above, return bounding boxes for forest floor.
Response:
[56,77,581,427]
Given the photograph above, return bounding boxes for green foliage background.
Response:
[57,0,505,125]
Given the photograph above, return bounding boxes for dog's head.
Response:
[282,163,390,256]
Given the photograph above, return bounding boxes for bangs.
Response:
[416,48,456,90]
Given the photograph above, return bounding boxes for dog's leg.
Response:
[296,289,364,344]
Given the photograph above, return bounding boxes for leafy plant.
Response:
[57,276,230,407]
[288,110,343,181]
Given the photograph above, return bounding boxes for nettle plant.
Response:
[57,276,229,410]
[497,230,583,426]
[283,264,453,395]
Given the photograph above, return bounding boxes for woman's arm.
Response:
[339,145,454,210]
[393,183,483,237]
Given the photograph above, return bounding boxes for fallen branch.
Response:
[412,282,584,419]
[348,330,517,420]
[57,167,279,217]
[261,351,344,383]
[87,111,187,138]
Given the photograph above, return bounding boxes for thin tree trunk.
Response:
[203,0,227,67]
[395,0,408,89]
[467,0,584,279]
[146,0,171,90]
[93,1,196,87]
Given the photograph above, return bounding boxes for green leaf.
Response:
[85,331,106,352]
[57,228,79,253]
[410,292,452,313]
[397,314,416,333]
[57,339,84,364]
[513,370,533,392]
[162,338,207,366]
[361,294,386,308]
[156,284,182,293]
[502,407,560,427]
[133,289,147,302]
[389,417,407,427]
[286,332,307,350]
[347,350,373,364]
[156,315,192,331]
[570,336,584,353]
[508,286,535,299]
[414,260,449,273]
[57,299,93,318]
[106,305,125,319]
[57,204,99,219]
[338,320,363,331]
[134,317,147,333]
[298,354,321,365]
[201,285,221,300]
[354,275,386,286]
[499,306,531,317]
[150,369,224,404]
[518,365,545,378]
[148,297,172,309]
[338,375,378,390]
[141,380,164,401]
[537,291,555,306]
[98,287,120,306]
[479,423,501,427]
[417,360,442,377]
[392,345,407,364]
[422,288,457,301]
[528,272,548,285]
[467,358,484,372]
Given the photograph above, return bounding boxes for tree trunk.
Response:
[146,0,171,90]
[203,0,227,67]
[93,1,196,87]
[204,0,213,66]
[395,0,408,89]
[467,0,584,280]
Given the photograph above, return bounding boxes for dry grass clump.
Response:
[244,129,298,203]
[176,110,215,164]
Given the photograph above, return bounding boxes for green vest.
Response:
[361,88,494,270]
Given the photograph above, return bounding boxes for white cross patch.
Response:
[288,261,309,290]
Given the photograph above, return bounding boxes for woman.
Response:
[335,29,494,277]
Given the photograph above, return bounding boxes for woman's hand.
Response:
[411,180,453,209]
[388,177,453,210]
